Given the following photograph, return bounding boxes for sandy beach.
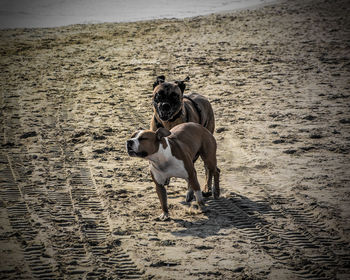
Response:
[1,0,350,279]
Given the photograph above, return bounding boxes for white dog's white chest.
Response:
[147,138,188,185]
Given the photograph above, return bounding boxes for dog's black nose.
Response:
[126,140,133,150]
[160,102,171,111]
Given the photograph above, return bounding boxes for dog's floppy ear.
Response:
[153,75,166,89]
[175,76,190,93]
[155,127,171,140]
[131,129,141,138]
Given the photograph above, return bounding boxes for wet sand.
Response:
[0,0,350,279]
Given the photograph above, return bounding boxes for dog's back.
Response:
[169,122,216,162]
[183,93,215,134]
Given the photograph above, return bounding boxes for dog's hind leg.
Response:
[203,165,213,197]
[186,183,194,202]
[212,167,220,199]
[188,169,205,208]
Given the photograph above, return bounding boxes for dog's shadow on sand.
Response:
[170,192,273,238]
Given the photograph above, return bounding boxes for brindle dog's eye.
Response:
[156,90,166,102]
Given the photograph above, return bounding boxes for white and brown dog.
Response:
[126,122,220,221]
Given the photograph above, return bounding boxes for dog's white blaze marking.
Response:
[148,138,188,185]
[130,130,143,152]
[194,190,203,202]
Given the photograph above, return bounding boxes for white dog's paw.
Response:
[156,212,170,221]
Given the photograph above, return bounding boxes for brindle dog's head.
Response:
[152,75,189,121]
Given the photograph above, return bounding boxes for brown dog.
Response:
[126,123,220,220]
[150,76,215,133]
[150,76,216,194]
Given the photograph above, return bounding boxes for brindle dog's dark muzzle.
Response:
[157,102,173,121]
[160,102,171,111]
[153,94,182,121]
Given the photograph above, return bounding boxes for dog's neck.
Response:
[168,108,183,122]
[147,138,171,164]
[155,105,187,129]
[147,138,173,171]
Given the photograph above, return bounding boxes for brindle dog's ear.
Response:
[155,127,171,140]
[153,75,166,89]
[175,76,190,93]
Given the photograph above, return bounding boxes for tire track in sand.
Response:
[0,91,58,279]
[208,148,350,279]
[0,87,144,278]
[207,193,335,279]
[58,92,144,279]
